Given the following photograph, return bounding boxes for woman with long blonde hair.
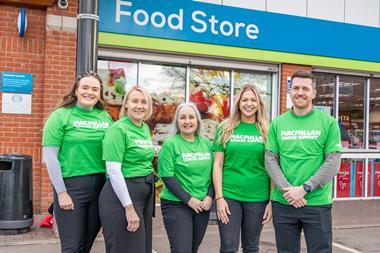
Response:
[99,86,156,253]
[212,84,272,253]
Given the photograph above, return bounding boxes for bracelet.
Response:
[215,196,224,201]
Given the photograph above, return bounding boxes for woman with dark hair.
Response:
[212,85,272,253]
[99,86,155,253]
[42,71,113,253]
[158,102,214,253]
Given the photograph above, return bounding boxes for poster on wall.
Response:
[336,161,351,197]
[1,93,32,114]
[354,161,364,197]
[1,72,33,93]
[1,72,33,114]
[368,161,380,197]
[336,160,364,198]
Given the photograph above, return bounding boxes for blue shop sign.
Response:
[1,72,33,93]
[99,0,380,63]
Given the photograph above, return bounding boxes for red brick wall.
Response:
[0,2,78,214]
[40,3,78,213]
[280,64,312,113]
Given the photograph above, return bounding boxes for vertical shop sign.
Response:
[354,161,364,197]
[286,76,292,109]
[337,161,351,197]
[368,161,380,197]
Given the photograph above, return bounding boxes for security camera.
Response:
[57,0,68,9]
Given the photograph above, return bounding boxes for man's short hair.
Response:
[290,71,316,89]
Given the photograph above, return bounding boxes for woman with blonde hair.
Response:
[99,86,155,253]
[158,102,214,253]
[212,84,272,253]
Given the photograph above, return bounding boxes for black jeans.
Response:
[161,199,210,253]
[218,198,268,253]
[99,175,154,253]
[54,173,105,253]
[272,201,332,253]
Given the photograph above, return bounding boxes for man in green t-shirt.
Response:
[265,71,342,253]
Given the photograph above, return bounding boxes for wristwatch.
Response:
[303,183,311,193]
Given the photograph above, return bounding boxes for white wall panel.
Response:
[222,0,266,11]
[308,0,344,22]
[345,0,380,27]
[266,0,307,16]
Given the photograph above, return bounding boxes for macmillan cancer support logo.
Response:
[134,139,154,148]
[230,134,263,143]
[182,152,211,162]
[73,120,110,129]
[280,130,321,140]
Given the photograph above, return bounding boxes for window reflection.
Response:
[139,63,186,145]
[234,71,272,117]
[98,60,138,121]
[369,78,380,149]
[190,68,230,140]
[313,73,334,116]
[338,76,365,149]
[336,158,364,198]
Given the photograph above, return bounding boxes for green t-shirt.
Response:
[42,106,112,178]
[158,134,213,202]
[211,122,270,202]
[266,109,343,206]
[102,116,154,178]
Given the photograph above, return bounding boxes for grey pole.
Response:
[76,0,99,75]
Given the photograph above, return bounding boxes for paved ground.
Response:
[0,200,379,253]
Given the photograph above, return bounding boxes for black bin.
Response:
[0,154,33,234]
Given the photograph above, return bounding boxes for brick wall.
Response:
[0,2,77,214]
[280,64,312,113]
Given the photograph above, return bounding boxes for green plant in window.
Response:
[114,77,126,97]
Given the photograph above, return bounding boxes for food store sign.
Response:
[99,0,380,63]
[114,1,259,40]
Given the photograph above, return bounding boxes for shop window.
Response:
[313,73,335,116]
[234,71,272,117]
[338,76,365,149]
[367,158,380,197]
[138,63,186,145]
[189,68,230,140]
[336,158,365,198]
[369,78,380,150]
[98,60,138,121]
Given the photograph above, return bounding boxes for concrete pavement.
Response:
[0,200,379,253]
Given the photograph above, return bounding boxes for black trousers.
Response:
[54,173,105,253]
[272,201,332,253]
[161,199,210,253]
[218,198,268,253]
[99,176,154,253]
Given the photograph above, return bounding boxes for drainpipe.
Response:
[76,0,99,75]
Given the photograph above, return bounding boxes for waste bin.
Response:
[0,154,33,234]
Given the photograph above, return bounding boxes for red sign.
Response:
[337,162,351,197]
[355,161,364,197]
[367,162,380,197]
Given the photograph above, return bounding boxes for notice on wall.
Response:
[1,72,33,93]
[1,93,32,114]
